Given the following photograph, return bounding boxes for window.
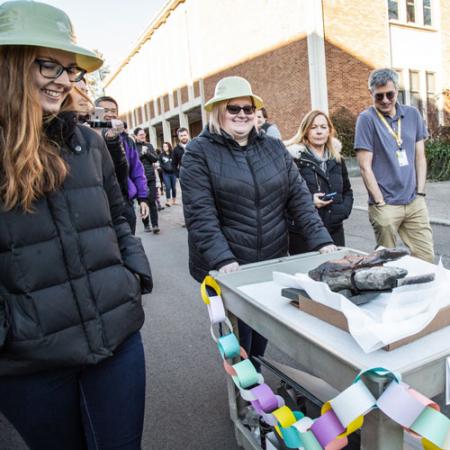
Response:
[388,0,399,19]
[423,0,432,26]
[406,0,416,23]
[395,69,406,104]
[426,71,439,131]
[409,70,423,112]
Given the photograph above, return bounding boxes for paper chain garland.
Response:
[200,275,450,450]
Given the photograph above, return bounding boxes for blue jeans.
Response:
[162,172,177,200]
[238,320,268,372]
[0,332,145,450]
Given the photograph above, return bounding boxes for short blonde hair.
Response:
[284,110,341,162]
[207,100,228,135]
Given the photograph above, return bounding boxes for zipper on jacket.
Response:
[245,152,262,260]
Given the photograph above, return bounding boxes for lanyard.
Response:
[375,108,402,148]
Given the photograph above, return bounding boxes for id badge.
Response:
[396,149,408,167]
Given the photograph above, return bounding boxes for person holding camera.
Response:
[285,110,354,254]
[70,80,130,201]
[134,127,160,233]
[95,96,149,235]
[0,1,152,448]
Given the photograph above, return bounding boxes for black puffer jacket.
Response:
[288,144,353,233]
[180,127,333,282]
[137,142,158,183]
[102,131,129,200]
[0,120,152,375]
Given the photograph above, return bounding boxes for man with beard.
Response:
[172,127,190,178]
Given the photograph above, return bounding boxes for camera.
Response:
[320,192,337,201]
[87,107,112,128]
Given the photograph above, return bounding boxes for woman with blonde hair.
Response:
[286,110,354,254]
[0,1,152,448]
[181,77,336,370]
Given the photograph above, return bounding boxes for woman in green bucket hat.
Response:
[181,76,336,371]
[0,2,152,448]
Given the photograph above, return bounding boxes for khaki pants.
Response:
[368,196,434,263]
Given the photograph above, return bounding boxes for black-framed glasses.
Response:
[34,59,87,83]
[226,104,256,115]
[374,91,396,102]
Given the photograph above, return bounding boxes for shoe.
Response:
[144,225,151,232]
[172,198,177,205]
[165,202,171,207]
[157,206,165,211]
[153,227,160,234]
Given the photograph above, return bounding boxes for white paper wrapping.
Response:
[273,256,450,353]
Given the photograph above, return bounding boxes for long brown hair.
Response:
[0,46,68,212]
[284,110,341,162]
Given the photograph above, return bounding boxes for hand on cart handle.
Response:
[319,244,338,254]
[219,261,240,274]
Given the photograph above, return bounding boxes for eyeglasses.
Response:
[226,104,256,115]
[373,91,396,102]
[34,59,87,83]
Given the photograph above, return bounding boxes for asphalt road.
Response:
[0,196,449,450]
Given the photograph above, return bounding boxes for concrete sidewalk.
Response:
[350,176,450,226]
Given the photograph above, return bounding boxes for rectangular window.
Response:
[409,70,422,112]
[426,72,435,94]
[423,0,432,26]
[388,0,399,19]
[406,0,416,22]
[395,69,406,104]
[426,71,439,131]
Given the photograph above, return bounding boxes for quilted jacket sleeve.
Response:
[180,141,236,270]
[284,147,333,251]
[329,159,354,225]
[0,293,9,348]
[98,135,153,293]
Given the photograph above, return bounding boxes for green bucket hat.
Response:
[0,0,103,72]
[204,76,264,112]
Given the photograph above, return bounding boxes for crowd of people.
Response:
[0,1,435,449]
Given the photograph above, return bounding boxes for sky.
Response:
[43,0,167,71]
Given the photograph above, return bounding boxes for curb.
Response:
[353,205,450,227]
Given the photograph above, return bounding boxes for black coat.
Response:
[159,152,174,174]
[288,144,353,233]
[0,122,152,375]
[180,127,333,282]
[102,130,129,200]
[137,142,158,183]
[172,144,185,177]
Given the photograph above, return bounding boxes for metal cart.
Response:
[212,249,450,450]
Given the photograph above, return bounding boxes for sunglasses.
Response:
[34,59,87,83]
[373,91,396,102]
[226,104,256,115]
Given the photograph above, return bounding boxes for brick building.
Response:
[104,0,450,148]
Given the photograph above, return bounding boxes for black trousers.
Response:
[123,200,137,235]
[289,224,345,255]
[142,181,158,228]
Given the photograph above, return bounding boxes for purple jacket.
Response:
[121,134,148,201]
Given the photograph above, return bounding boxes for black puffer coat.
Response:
[288,144,353,234]
[180,127,332,282]
[0,120,152,375]
[137,142,158,183]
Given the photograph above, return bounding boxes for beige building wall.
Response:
[106,0,312,115]
[322,0,390,116]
